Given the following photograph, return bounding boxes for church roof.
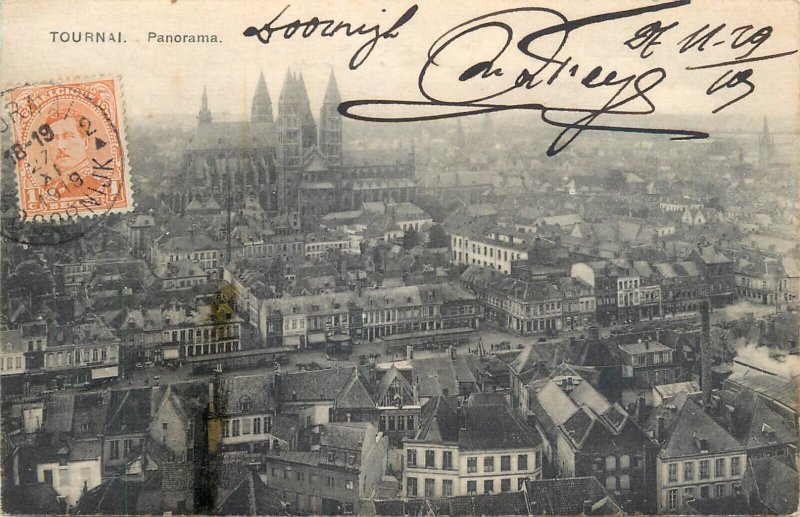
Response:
[187,121,276,151]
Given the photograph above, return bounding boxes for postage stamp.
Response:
[5,78,132,222]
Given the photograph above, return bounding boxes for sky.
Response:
[1,0,798,127]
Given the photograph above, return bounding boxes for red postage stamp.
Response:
[6,78,131,221]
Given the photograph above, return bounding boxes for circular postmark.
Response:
[0,78,131,246]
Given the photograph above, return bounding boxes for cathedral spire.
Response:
[319,70,342,168]
[323,70,341,105]
[279,68,297,103]
[251,71,273,123]
[198,86,212,125]
[758,115,774,168]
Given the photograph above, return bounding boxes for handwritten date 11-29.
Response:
[626,21,796,114]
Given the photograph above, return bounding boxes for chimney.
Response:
[700,300,712,408]
[636,396,646,424]
[655,415,665,443]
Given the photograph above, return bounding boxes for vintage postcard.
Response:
[0,0,797,515]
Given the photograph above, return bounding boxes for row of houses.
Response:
[223,277,480,347]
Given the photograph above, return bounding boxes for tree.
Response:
[403,226,418,250]
[427,224,449,248]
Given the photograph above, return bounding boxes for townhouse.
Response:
[450,228,529,275]
[528,365,658,513]
[649,395,747,513]
[403,395,543,499]
[461,265,566,335]
[261,422,389,515]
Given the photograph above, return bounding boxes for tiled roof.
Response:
[525,477,623,515]
[660,399,743,459]
[725,372,800,411]
[279,367,355,403]
[334,370,375,409]
[217,373,276,416]
[459,404,541,451]
[416,396,459,443]
[105,388,154,435]
[320,422,369,453]
[374,491,530,515]
[744,456,799,514]
[214,469,284,516]
[716,389,798,450]
[73,477,145,515]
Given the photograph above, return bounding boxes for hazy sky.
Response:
[2,0,798,126]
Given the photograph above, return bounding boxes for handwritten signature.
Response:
[336,0,797,156]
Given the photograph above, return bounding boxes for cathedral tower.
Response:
[198,86,212,125]
[296,72,318,151]
[251,71,273,123]
[319,71,342,168]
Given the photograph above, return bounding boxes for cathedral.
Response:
[178,69,417,217]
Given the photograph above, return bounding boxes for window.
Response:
[592,456,604,473]
[700,459,709,480]
[667,488,678,510]
[606,456,617,470]
[619,454,630,469]
[715,458,725,478]
[407,449,417,467]
[684,487,695,501]
[467,480,477,494]
[484,456,494,472]
[605,476,617,490]
[232,419,240,437]
[484,480,494,493]
[327,476,335,487]
[668,463,678,483]
[501,455,511,472]
[731,457,741,476]
[715,483,726,498]
[518,454,528,471]
[407,477,418,497]
[59,468,69,487]
[424,478,435,497]
[443,451,453,470]
[684,461,694,481]
[467,457,477,473]
[700,485,710,499]
[253,417,261,435]
[501,478,511,492]
[110,440,120,460]
[345,480,354,491]
[620,475,630,490]
[425,450,436,468]
[441,479,453,497]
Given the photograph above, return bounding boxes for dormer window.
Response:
[239,395,251,412]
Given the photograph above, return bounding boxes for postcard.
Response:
[1,0,797,515]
